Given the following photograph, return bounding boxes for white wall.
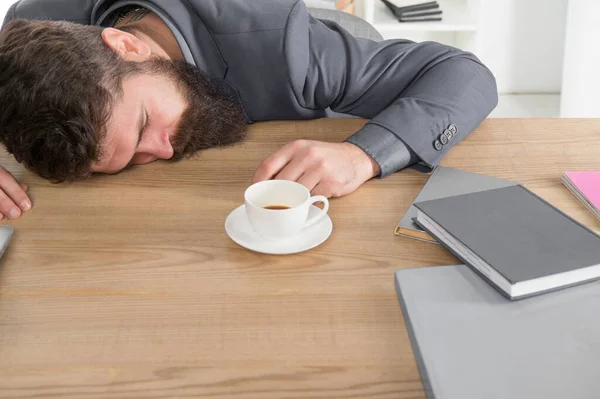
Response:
[560,0,600,117]
[0,0,15,27]
[475,0,568,94]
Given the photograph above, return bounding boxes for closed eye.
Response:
[137,109,149,147]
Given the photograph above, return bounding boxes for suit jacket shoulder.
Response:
[186,0,299,34]
[196,0,313,121]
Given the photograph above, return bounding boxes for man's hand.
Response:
[0,167,31,220]
[252,140,381,198]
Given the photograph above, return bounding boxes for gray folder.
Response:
[395,166,518,242]
[395,265,600,399]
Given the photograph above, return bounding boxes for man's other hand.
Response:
[252,140,381,198]
[0,167,31,220]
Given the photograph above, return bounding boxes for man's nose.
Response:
[138,130,174,160]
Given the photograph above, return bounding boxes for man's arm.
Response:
[284,1,498,176]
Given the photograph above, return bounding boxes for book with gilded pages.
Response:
[413,185,600,300]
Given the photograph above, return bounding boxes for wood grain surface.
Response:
[1,118,599,398]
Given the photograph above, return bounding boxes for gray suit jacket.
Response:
[1,0,498,176]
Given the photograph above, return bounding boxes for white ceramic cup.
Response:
[244,180,329,240]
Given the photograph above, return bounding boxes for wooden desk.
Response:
[1,119,599,398]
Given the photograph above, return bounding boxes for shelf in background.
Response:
[368,0,477,32]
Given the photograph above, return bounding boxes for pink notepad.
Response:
[562,171,600,220]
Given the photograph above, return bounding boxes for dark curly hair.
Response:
[0,19,137,183]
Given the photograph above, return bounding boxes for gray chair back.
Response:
[307,8,383,41]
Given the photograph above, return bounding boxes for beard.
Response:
[134,58,249,161]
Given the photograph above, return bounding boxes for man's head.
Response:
[0,19,248,182]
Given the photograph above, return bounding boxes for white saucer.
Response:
[225,205,333,255]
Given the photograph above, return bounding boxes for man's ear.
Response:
[101,28,151,61]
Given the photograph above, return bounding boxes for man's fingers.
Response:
[21,183,28,192]
[273,156,310,182]
[0,169,31,217]
[0,191,22,220]
[252,141,307,183]
[3,179,31,211]
[297,171,322,193]
[252,154,290,183]
[310,182,331,199]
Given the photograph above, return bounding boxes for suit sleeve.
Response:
[284,1,498,176]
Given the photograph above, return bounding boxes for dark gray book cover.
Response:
[395,166,518,242]
[413,185,600,298]
[395,265,600,399]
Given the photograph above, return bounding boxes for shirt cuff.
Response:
[344,123,419,177]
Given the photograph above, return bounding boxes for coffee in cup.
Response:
[263,205,291,210]
[244,180,329,240]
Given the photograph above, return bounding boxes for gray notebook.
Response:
[0,226,12,259]
[395,265,600,399]
[413,185,600,300]
[395,166,518,243]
